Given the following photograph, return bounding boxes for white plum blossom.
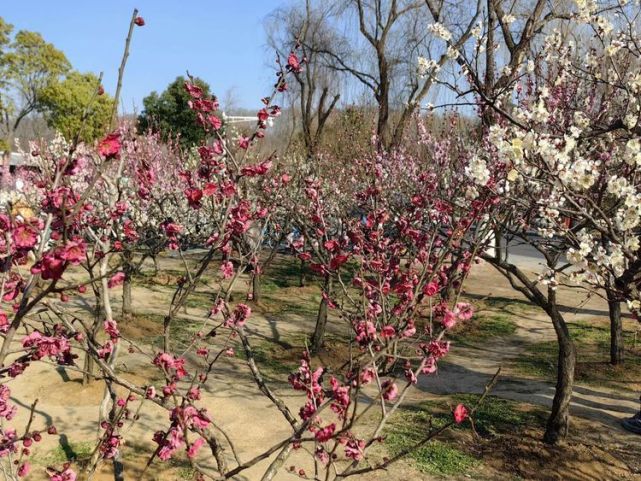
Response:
[502,14,516,24]
[417,56,440,77]
[573,111,590,130]
[629,73,641,94]
[624,138,641,166]
[531,100,549,123]
[471,22,482,38]
[574,0,597,21]
[595,16,613,36]
[446,45,459,59]
[526,60,535,73]
[427,23,452,42]
[465,156,491,186]
[624,111,638,129]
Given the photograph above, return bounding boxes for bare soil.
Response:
[8,253,641,480]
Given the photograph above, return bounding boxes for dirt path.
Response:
[8,254,641,480]
[415,262,641,447]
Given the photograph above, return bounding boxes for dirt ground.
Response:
[7,253,641,481]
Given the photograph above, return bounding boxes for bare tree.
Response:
[266,0,342,160]
[466,0,628,445]
[310,0,480,150]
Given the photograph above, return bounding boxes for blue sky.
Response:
[2,1,286,112]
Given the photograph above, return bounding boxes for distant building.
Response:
[0,152,38,201]
[1,152,37,173]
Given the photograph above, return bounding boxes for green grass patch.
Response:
[176,466,198,479]
[266,260,311,288]
[240,333,351,379]
[165,318,204,350]
[567,320,612,346]
[183,293,213,310]
[513,320,641,387]
[452,394,546,436]
[260,291,321,318]
[386,395,545,476]
[126,312,203,351]
[259,277,282,293]
[250,341,299,376]
[41,441,94,466]
[264,255,358,290]
[513,342,557,379]
[385,434,477,476]
[386,404,476,475]
[478,296,537,313]
[450,313,517,345]
[132,269,210,290]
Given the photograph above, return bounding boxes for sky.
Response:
[2,1,286,112]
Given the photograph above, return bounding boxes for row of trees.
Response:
[264,0,641,445]
[0,10,499,481]
[0,17,115,149]
[0,1,640,480]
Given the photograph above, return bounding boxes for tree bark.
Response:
[376,52,390,150]
[252,271,261,302]
[122,250,133,320]
[299,238,308,287]
[607,288,624,365]
[482,0,496,127]
[544,302,576,444]
[485,254,578,445]
[299,259,307,287]
[83,290,103,386]
[493,228,505,263]
[311,275,331,354]
[82,353,95,386]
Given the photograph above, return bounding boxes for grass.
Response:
[449,313,517,346]
[250,341,300,376]
[241,332,355,380]
[176,463,198,480]
[386,395,545,476]
[164,317,204,350]
[478,296,537,313]
[42,440,197,478]
[42,441,94,466]
[385,434,478,476]
[123,312,203,351]
[183,292,213,310]
[264,260,310,289]
[452,394,547,436]
[513,320,641,387]
[260,289,321,318]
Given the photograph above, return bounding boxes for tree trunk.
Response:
[607,288,624,365]
[493,228,505,263]
[252,271,261,302]
[544,307,576,444]
[377,50,390,150]
[122,277,132,318]
[82,355,94,386]
[299,258,307,287]
[311,275,331,354]
[112,455,125,481]
[122,250,133,320]
[83,290,103,386]
[151,254,159,276]
[481,0,496,127]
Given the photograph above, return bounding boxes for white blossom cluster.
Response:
[502,14,516,24]
[427,22,452,42]
[417,56,440,78]
[488,20,641,307]
[465,156,490,186]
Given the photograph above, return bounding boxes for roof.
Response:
[1,152,36,167]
